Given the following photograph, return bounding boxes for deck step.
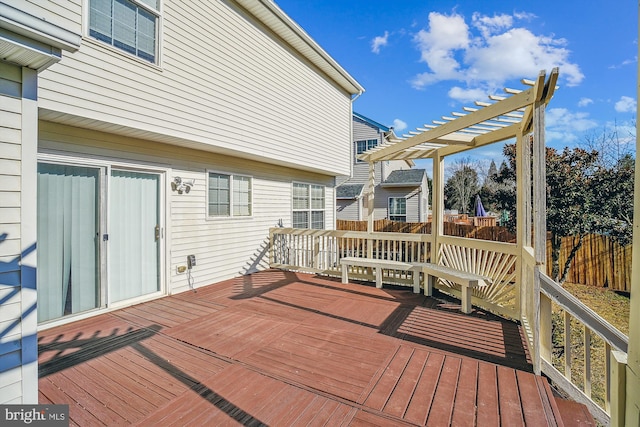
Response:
[554,398,597,426]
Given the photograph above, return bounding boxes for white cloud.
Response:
[545,107,598,143]
[609,56,637,69]
[411,12,469,87]
[472,12,513,38]
[578,97,593,107]
[411,11,584,93]
[448,86,487,104]
[371,31,389,54]
[614,96,637,113]
[392,118,408,131]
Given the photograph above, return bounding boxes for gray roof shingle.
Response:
[382,169,426,186]
[336,184,365,199]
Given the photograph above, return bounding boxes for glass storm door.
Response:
[109,170,161,303]
[37,164,101,322]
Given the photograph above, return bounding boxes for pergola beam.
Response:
[364,88,534,162]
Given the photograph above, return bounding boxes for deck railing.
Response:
[269,227,519,319]
[538,270,628,425]
[270,228,431,285]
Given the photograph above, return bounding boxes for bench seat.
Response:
[339,257,490,314]
[412,262,490,313]
[339,257,416,290]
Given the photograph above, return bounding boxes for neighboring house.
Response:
[336,112,429,222]
[0,0,363,403]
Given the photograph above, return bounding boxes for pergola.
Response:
[358,67,559,366]
[359,68,558,239]
[352,68,634,424]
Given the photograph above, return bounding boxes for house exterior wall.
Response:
[2,0,358,402]
[37,0,353,177]
[336,199,362,221]
[39,122,336,295]
[0,64,39,404]
[374,186,424,223]
[337,114,421,222]
[11,1,82,36]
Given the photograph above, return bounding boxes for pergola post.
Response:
[621,26,640,423]
[367,161,375,258]
[367,161,375,234]
[532,98,548,376]
[431,152,445,265]
[516,129,537,370]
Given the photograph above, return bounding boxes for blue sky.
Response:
[276,0,637,174]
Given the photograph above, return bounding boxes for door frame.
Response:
[37,152,170,329]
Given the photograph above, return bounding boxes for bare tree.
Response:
[581,120,636,169]
[444,157,480,214]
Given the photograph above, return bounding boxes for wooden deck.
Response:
[38,270,592,426]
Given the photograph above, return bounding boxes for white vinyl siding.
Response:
[0,65,39,404]
[38,1,353,176]
[38,122,335,295]
[0,67,23,404]
[336,199,362,221]
[207,172,252,217]
[12,1,82,36]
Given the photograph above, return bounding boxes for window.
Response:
[355,139,378,163]
[208,172,252,217]
[389,197,407,222]
[89,0,160,63]
[292,183,325,229]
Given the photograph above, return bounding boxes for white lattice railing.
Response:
[437,235,519,319]
[539,270,628,426]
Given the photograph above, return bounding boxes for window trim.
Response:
[206,170,253,219]
[292,182,325,229]
[85,0,163,66]
[388,196,407,222]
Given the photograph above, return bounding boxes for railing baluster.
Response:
[605,342,611,413]
[564,310,572,381]
[585,326,591,399]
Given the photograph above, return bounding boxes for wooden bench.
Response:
[340,257,490,314]
[413,263,490,314]
[340,257,419,291]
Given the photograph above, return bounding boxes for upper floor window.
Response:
[292,183,325,229]
[389,197,407,222]
[355,139,378,163]
[89,0,160,64]
[208,172,252,218]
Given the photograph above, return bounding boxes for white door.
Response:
[109,170,161,303]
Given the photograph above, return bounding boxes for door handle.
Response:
[155,225,160,241]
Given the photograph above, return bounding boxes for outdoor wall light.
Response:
[172,176,194,194]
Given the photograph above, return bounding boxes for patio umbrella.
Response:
[474,195,487,217]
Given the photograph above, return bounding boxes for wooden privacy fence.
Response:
[336,220,632,292]
[546,234,632,292]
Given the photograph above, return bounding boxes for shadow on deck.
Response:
[38,269,576,426]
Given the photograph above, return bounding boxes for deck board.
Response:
[37,270,581,426]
